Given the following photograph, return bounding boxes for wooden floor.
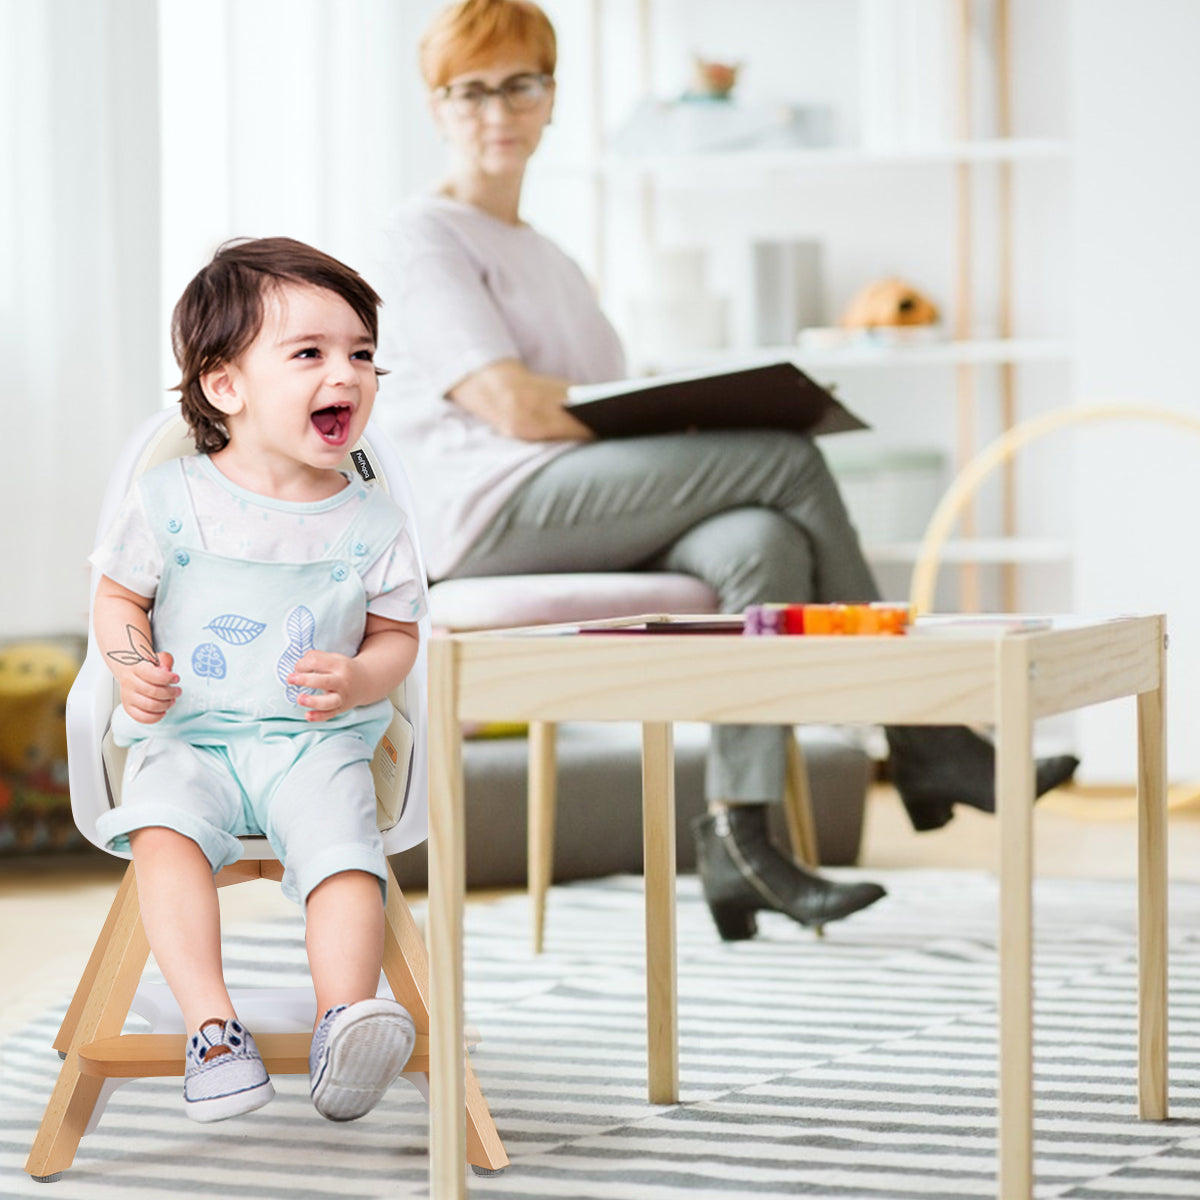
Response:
[4,784,1199,1042]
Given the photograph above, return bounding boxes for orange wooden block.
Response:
[802,604,842,634]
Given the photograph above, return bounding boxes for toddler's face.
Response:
[213,283,377,473]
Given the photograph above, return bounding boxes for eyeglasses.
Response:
[437,72,553,117]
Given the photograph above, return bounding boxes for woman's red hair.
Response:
[419,0,556,89]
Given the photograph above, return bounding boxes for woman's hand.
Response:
[449,358,595,441]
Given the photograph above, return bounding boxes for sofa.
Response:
[391,721,871,890]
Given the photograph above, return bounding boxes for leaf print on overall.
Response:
[204,614,266,646]
[277,604,317,704]
[192,642,227,680]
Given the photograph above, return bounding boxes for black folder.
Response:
[566,360,867,439]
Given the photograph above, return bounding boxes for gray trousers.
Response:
[449,430,881,804]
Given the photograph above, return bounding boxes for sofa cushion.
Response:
[429,573,720,631]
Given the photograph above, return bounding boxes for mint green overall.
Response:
[96,458,405,904]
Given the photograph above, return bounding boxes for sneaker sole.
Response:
[186,1077,275,1123]
[312,1002,416,1122]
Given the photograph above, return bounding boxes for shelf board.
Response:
[864,537,1073,566]
[645,339,1072,374]
[544,138,1070,178]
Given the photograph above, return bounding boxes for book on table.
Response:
[565,360,867,439]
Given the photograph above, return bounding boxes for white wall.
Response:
[1070,0,1200,780]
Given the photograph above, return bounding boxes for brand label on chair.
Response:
[350,449,376,482]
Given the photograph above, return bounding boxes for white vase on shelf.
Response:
[748,239,825,347]
[858,0,955,150]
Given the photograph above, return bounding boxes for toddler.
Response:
[91,237,424,1123]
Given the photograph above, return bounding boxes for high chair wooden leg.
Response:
[783,732,820,868]
[381,863,509,1174]
[52,861,262,1059]
[26,864,150,1182]
[527,721,558,954]
[52,865,138,1057]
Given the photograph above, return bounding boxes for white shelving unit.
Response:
[543,136,1070,179]
[654,337,1071,374]
[578,0,1072,609]
[602,136,1070,175]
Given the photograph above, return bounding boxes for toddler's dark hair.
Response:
[172,237,383,453]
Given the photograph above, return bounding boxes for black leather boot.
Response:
[885,725,1080,832]
[691,805,886,942]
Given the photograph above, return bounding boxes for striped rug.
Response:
[3,869,1200,1199]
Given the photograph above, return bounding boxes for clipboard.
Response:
[566,360,868,439]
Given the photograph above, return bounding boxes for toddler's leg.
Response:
[129,827,275,1122]
[269,740,415,1119]
[102,739,245,1029]
[129,827,234,1030]
[305,869,385,1017]
[305,870,415,1122]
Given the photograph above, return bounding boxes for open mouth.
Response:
[311,404,353,445]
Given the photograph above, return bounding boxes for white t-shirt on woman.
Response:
[372,195,626,579]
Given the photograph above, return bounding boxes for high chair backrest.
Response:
[66,408,430,859]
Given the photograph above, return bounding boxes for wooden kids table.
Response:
[425,614,1169,1199]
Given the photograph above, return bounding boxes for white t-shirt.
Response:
[372,195,626,578]
[91,455,427,625]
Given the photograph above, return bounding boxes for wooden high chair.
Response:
[25,410,508,1183]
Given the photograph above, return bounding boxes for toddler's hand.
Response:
[288,650,359,722]
[120,651,181,724]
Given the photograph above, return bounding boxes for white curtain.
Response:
[1,0,441,640]
[0,0,161,639]
[157,0,440,335]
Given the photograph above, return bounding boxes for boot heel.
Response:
[902,800,953,832]
[710,902,757,942]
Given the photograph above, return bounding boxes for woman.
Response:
[374,0,1078,940]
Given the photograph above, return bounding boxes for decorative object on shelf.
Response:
[626,247,728,366]
[839,277,941,330]
[796,278,943,351]
[688,55,740,100]
[749,239,825,347]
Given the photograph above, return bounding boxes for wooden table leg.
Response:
[1138,619,1168,1119]
[428,639,466,1200]
[642,721,679,1104]
[527,721,558,954]
[996,639,1035,1200]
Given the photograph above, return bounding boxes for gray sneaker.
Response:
[309,998,416,1121]
[184,1017,275,1123]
